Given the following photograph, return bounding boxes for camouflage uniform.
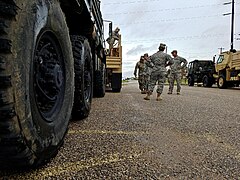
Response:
[143,54,151,91]
[143,64,151,91]
[134,59,146,91]
[146,51,173,94]
[107,27,120,50]
[169,56,187,93]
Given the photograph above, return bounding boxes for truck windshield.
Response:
[217,55,224,64]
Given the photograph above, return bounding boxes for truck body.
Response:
[187,60,216,87]
[106,35,123,92]
[0,0,107,168]
[215,50,240,88]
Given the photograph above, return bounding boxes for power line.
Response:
[103,0,170,6]
[102,0,240,6]
[112,12,240,26]
[117,14,230,26]
[103,3,225,16]
[122,33,229,44]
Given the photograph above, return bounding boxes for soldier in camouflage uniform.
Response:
[168,50,187,95]
[134,56,146,93]
[107,27,120,50]
[144,43,173,101]
[142,53,151,94]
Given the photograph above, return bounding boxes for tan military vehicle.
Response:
[216,50,240,88]
[106,34,123,92]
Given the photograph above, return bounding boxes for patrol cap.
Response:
[171,50,178,54]
[144,53,148,56]
[159,43,166,49]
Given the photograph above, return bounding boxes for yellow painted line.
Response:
[68,129,150,136]
[5,152,142,179]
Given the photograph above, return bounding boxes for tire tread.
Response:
[0,0,35,168]
[70,35,92,119]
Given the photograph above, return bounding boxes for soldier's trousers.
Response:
[148,71,166,94]
[143,75,150,91]
[169,72,182,92]
[138,75,145,91]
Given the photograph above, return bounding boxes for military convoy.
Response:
[0,0,122,168]
[187,50,240,88]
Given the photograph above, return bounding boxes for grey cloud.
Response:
[126,44,158,56]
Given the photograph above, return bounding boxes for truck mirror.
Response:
[109,22,112,37]
[213,55,216,63]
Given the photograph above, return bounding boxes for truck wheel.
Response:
[112,73,122,92]
[203,75,213,87]
[0,1,74,168]
[71,35,93,119]
[188,76,194,86]
[94,63,106,98]
[218,75,227,89]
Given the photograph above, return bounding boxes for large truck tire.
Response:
[0,0,74,168]
[203,75,213,87]
[188,76,194,86]
[218,75,227,89]
[112,73,122,92]
[94,63,106,98]
[71,35,93,119]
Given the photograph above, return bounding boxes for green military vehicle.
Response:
[216,50,240,88]
[187,60,216,87]
[0,0,107,168]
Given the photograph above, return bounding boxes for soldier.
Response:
[168,50,188,95]
[134,56,146,93]
[143,53,151,94]
[107,27,120,50]
[144,43,173,101]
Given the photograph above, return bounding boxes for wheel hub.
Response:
[33,32,65,121]
[219,77,224,87]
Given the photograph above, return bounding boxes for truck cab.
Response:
[215,51,240,88]
[187,60,216,87]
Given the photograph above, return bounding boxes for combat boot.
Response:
[156,93,162,101]
[141,90,147,94]
[144,93,151,100]
[177,92,180,95]
[167,91,172,94]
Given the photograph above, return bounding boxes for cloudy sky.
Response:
[101,0,240,78]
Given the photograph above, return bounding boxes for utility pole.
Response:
[231,0,234,51]
[223,0,235,51]
[218,47,224,54]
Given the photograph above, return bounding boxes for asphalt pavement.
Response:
[1,81,240,179]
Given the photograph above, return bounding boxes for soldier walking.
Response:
[143,53,151,94]
[144,43,173,101]
[134,56,146,93]
[168,50,187,95]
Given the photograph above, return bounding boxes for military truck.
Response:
[187,60,216,87]
[216,50,240,88]
[106,35,123,92]
[0,0,107,168]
